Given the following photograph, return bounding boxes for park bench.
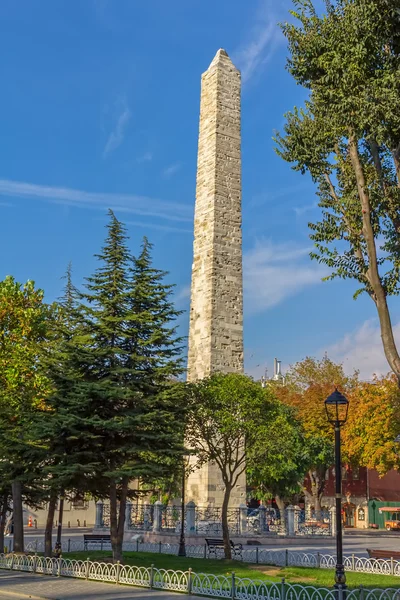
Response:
[367,549,400,561]
[83,534,111,550]
[205,538,242,558]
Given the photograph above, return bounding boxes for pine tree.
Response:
[122,236,186,506]
[124,236,184,391]
[37,263,98,556]
[69,214,186,561]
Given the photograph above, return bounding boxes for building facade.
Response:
[305,466,400,529]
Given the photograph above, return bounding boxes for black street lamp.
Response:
[178,455,190,557]
[325,388,349,590]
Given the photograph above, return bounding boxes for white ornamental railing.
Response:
[14,539,400,578]
[1,553,400,600]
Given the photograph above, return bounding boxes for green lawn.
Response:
[63,550,400,590]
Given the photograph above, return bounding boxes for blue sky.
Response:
[0,0,398,380]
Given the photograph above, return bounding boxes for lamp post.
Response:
[325,388,349,591]
[178,455,190,557]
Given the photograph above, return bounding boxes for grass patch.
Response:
[63,551,400,590]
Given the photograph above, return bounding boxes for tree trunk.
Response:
[11,481,24,553]
[110,478,129,563]
[0,494,8,554]
[221,485,232,560]
[44,490,58,557]
[308,469,324,519]
[392,146,400,187]
[349,135,400,385]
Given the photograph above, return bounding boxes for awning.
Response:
[379,507,400,513]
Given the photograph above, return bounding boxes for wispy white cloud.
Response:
[137,152,153,164]
[294,202,318,217]
[163,163,182,178]
[244,239,327,313]
[249,183,313,209]
[0,179,191,223]
[233,0,284,85]
[323,319,400,380]
[103,96,131,158]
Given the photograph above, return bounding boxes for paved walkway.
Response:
[0,571,197,600]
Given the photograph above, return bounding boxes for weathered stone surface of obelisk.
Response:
[186,49,245,507]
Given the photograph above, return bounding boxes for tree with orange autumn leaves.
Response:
[273,356,358,512]
[273,356,400,510]
[343,375,400,476]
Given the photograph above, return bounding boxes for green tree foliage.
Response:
[275,356,358,512]
[35,263,95,556]
[246,404,307,512]
[275,0,400,383]
[186,373,302,559]
[51,211,186,561]
[0,276,54,552]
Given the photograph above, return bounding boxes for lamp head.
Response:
[325,388,349,426]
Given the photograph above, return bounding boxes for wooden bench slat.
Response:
[367,548,400,560]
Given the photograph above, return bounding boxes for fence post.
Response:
[10,552,14,571]
[35,539,38,552]
[391,557,394,576]
[316,552,320,568]
[239,504,248,535]
[294,505,301,535]
[204,544,207,559]
[116,560,120,584]
[125,502,132,532]
[101,538,103,551]
[136,539,139,552]
[150,563,154,589]
[280,577,286,600]
[231,572,236,600]
[186,501,196,534]
[58,556,62,577]
[153,501,163,533]
[159,541,162,554]
[187,567,193,594]
[256,547,259,564]
[33,553,38,574]
[285,549,289,567]
[95,500,104,528]
[287,506,295,537]
[359,585,364,600]
[85,557,90,580]
[68,539,71,553]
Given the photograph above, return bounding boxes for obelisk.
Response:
[186,49,245,507]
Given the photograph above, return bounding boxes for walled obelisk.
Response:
[186,49,245,507]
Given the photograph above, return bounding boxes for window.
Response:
[342,467,348,480]
[357,508,365,521]
[71,498,87,510]
[352,466,360,480]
